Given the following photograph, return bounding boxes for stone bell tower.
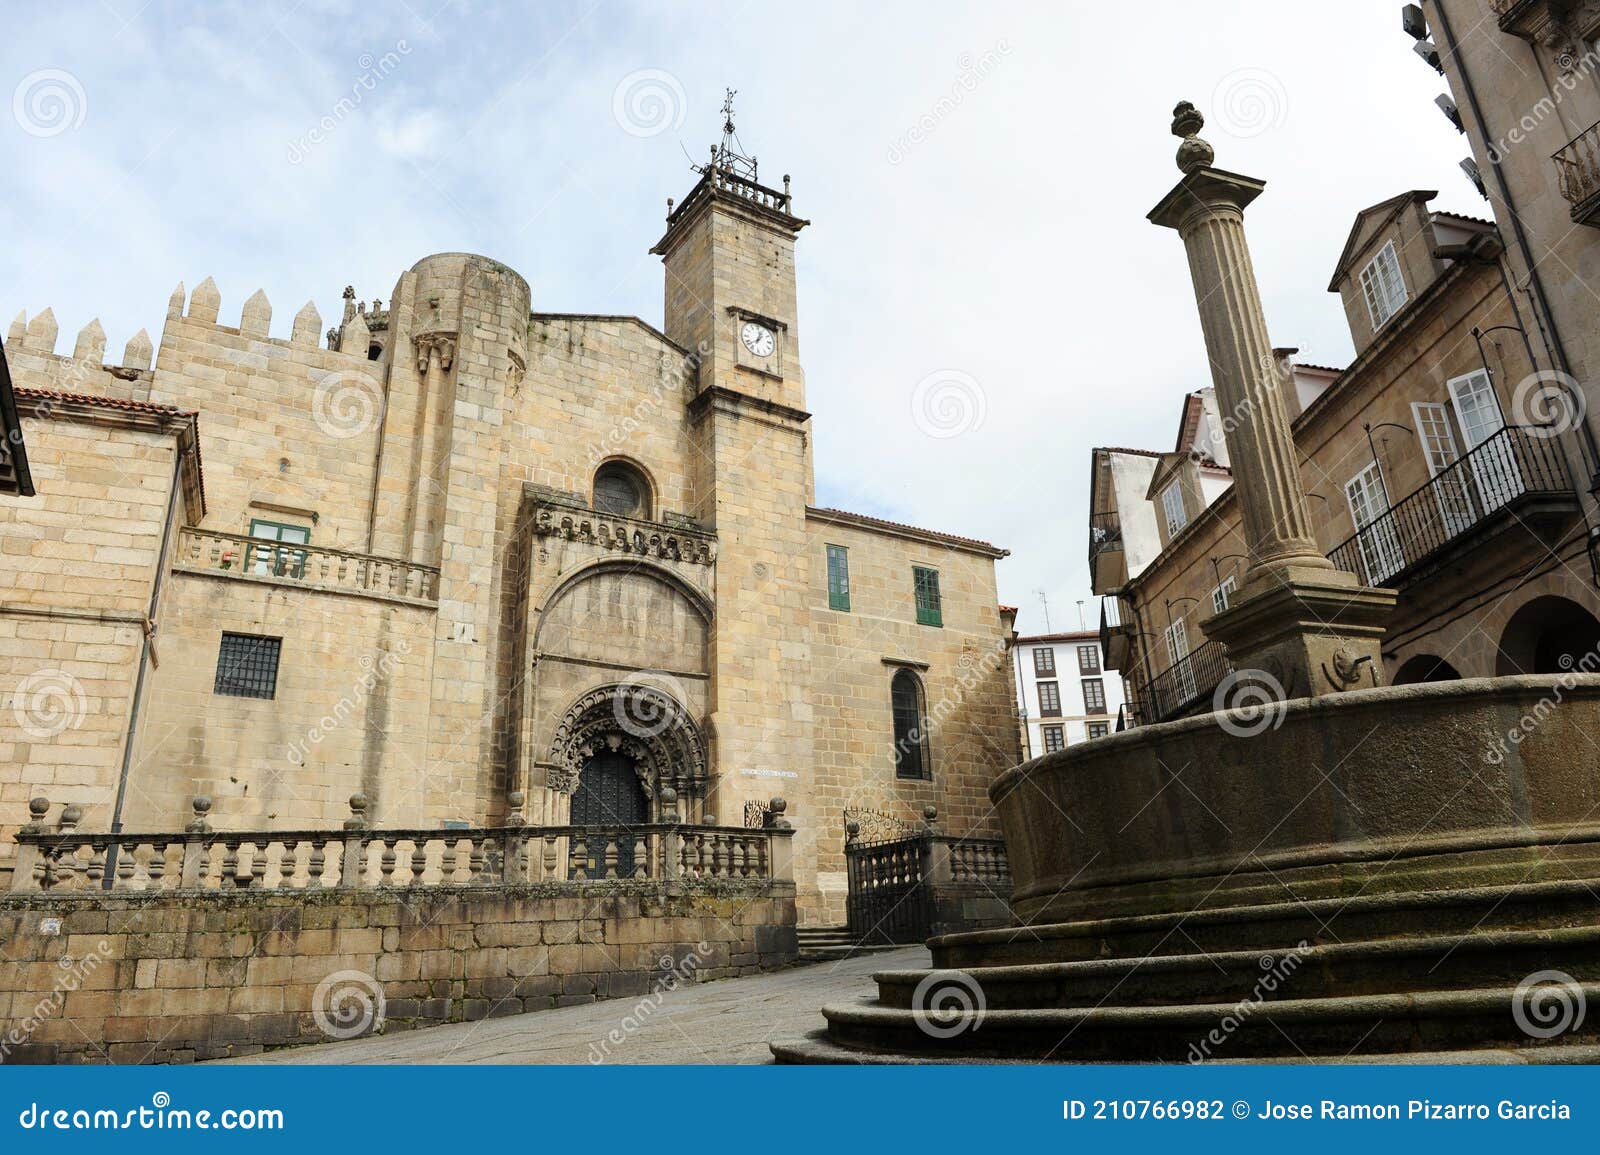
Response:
[1149,102,1396,700]
[651,94,816,829]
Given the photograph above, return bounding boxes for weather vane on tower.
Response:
[692,88,759,182]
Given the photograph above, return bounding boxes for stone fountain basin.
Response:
[990,675,1600,925]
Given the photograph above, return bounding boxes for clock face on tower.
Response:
[740,321,776,358]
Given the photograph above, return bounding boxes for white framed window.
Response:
[1210,574,1237,616]
[1162,618,1196,704]
[1359,240,1408,330]
[1345,461,1405,583]
[1161,481,1189,538]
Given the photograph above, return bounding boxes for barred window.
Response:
[1042,724,1065,753]
[214,633,282,700]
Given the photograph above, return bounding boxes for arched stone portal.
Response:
[1495,595,1600,675]
[538,682,708,824]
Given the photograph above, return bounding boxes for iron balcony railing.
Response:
[1089,510,1123,564]
[1328,425,1573,587]
[1139,638,1232,724]
[1554,118,1600,220]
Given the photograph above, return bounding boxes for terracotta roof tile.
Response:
[807,506,1006,555]
[15,387,196,418]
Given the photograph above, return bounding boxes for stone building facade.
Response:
[1094,188,1600,721]
[0,159,1017,925]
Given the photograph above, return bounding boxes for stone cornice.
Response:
[687,384,811,426]
[1148,167,1265,232]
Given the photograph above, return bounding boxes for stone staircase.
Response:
[772,877,1600,1063]
[795,926,907,963]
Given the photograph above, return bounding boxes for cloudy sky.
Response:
[3,1,1472,635]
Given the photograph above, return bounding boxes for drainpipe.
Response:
[103,439,187,888]
[1432,1,1600,494]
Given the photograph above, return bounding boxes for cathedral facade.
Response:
[0,157,1018,923]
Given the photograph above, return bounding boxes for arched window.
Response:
[891,668,931,781]
[592,460,651,519]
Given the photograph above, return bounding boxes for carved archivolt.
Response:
[545,682,707,799]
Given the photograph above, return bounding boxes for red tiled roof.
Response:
[15,387,196,418]
[998,605,1018,614]
[1433,209,1496,229]
[807,506,1007,556]
[1095,445,1164,458]
[1294,362,1345,375]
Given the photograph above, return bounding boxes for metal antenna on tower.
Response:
[1035,590,1052,634]
[692,88,758,181]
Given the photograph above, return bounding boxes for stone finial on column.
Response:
[845,819,861,846]
[23,796,50,835]
[1171,101,1214,174]
[921,804,940,834]
[344,793,369,830]
[186,795,213,834]
[766,796,790,830]
[504,790,526,826]
[58,804,82,833]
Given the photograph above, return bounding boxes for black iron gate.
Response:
[845,836,933,944]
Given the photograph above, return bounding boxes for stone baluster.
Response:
[181,795,212,888]
[339,793,369,888]
[307,838,328,888]
[409,839,428,886]
[661,788,682,882]
[12,798,50,890]
[502,793,528,884]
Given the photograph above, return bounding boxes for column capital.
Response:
[1148,166,1266,231]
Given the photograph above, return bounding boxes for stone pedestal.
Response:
[1148,102,1394,698]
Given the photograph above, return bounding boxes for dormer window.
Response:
[1161,481,1189,538]
[1359,240,1408,330]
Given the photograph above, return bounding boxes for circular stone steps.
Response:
[771,876,1600,1063]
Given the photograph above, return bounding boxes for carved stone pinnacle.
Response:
[1171,100,1214,174]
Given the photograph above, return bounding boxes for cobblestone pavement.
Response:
[222,947,927,1065]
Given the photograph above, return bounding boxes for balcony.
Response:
[1089,510,1125,591]
[1099,595,1135,671]
[1494,0,1575,37]
[1134,638,1232,725]
[1554,118,1600,225]
[1327,425,1575,588]
[174,527,440,605]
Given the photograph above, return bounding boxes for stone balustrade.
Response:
[10,792,793,894]
[173,527,440,604]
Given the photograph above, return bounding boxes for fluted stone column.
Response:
[1149,102,1395,700]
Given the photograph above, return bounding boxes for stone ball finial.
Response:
[845,819,861,844]
[922,805,938,822]
[769,796,787,815]
[28,797,50,820]
[1171,100,1215,174]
